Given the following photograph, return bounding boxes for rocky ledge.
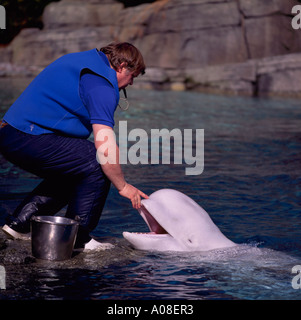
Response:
[1,0,301,97]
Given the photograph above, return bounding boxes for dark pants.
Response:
[0,124,111,246]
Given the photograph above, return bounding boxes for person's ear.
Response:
[117,62,127,73]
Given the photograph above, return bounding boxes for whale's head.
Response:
[123,189,235,252]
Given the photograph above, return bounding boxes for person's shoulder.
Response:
[81,70,113,88]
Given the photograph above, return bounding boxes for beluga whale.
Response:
[123,189,236,252]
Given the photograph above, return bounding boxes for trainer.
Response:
[0,42,148,250]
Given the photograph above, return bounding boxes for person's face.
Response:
[116,65,137,90]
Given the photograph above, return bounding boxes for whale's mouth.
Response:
[136,205,168,235]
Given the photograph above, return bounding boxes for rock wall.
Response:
[1,0,301,97]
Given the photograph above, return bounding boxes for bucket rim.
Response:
[31,215,79,226]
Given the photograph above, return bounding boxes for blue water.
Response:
[0,78,301,300]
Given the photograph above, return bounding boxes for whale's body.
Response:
[123,189,236,252]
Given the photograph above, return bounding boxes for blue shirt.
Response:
[4,49,119,138]
[79,64,117,128]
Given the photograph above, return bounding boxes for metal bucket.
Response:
[31,216,79,261]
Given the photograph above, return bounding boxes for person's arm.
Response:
[93,123,148,209]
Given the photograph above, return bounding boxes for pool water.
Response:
[0,78,300,300]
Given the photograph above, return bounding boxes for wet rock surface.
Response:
[0,228,139,299]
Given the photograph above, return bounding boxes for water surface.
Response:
[0,78,300,300]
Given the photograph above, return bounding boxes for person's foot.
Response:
[75,238,114,252]
[2,224,31,240]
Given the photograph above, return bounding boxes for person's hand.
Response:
[119,183,149,209]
